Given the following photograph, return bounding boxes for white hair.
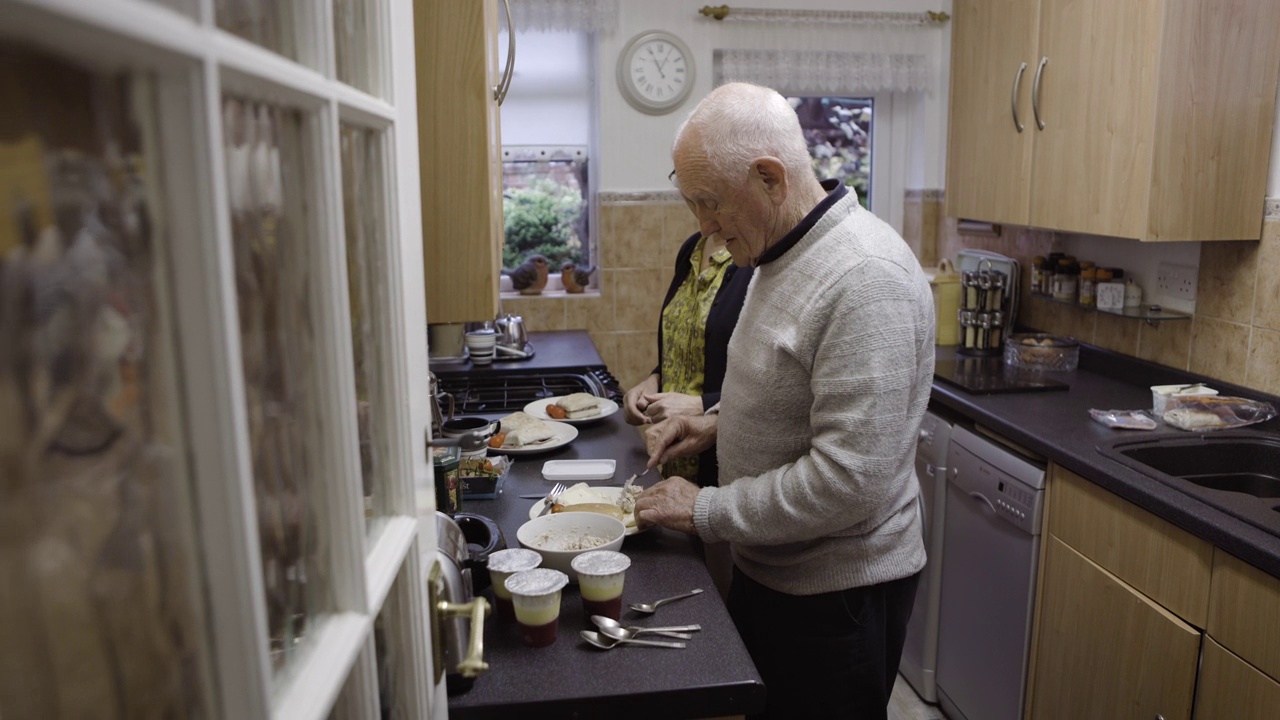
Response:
[673,82,814,185]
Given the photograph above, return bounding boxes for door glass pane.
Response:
[222,95,331,674]
[0,44,212,718]
[216,0,301,63]
[339,124,390,544]
[334,0,381,96]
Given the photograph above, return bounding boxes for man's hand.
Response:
[622,373,660,425]
[634,476,701,535]
[640,391,704,423]
[645,414,718,468]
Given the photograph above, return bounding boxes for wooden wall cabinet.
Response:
[415,0,505,324]
[946,0,1280,241]
[1026,466,1211,720]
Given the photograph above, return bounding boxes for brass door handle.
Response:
[439,596,490,678]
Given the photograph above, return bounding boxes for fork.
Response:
[537,482,566,517]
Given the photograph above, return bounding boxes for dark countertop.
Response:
[448,411,766,719]
[929,344,1280,580]
[430,330,606,376]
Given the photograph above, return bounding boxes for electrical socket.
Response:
[1156,261,1197,302]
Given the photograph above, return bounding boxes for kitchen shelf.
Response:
[1029,294,1191,325]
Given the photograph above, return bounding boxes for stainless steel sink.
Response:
[1098,431,1280,536]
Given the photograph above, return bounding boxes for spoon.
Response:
[628,588,704,614]
[579,630,686,650]
[591,615,698,641]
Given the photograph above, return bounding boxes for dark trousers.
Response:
[728,566,920,720]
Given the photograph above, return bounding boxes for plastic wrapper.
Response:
[1090,409,1158,431]
[1161,396,1277,431]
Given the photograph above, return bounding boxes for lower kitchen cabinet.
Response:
[1194,636,1280,720]
[1206,549,1280,682]
[1026,466,1213,720]
[1028,535,1200,720]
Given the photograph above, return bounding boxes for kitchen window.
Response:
[790,96,875,209]
[498,27,597,291]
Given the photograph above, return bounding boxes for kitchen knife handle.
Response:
[1010,61,1027,133]
[493,0,517,105]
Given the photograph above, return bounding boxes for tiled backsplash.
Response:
[512,191,1280,397]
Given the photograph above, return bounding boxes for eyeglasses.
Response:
[668,169,676,182]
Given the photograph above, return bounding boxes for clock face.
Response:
[618,31,695,114]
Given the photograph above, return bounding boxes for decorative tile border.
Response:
[1265,197,1280,221]
[598,190,683,204]
[904,188,945,202]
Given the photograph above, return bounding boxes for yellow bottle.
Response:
[930,259,963,346]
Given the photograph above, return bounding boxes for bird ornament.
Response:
[507,254,549,295]
[560,261,596,294]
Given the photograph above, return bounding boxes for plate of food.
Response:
[488,411,578,455]
[528,482,648,535]
[523,393,619,424]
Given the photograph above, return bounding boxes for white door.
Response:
[0,1,445,718]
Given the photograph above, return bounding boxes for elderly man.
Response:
[635,82,935,718]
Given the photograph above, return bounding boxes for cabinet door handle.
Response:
[1032,56,1048,130]
[493,0,517,105]
[1010,61,1028,132]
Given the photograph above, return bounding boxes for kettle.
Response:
[494,312,528,350]
[433,512,491,695]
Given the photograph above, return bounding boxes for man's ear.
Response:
[752,156,787,206]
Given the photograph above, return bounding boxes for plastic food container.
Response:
[1151,384,1218,416]
[541,459,616,482]
[1003,333,1080,372]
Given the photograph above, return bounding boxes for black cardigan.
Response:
[652,232,754,487]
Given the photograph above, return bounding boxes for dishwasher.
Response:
[935,425,1046,720]
[898,408,954,703]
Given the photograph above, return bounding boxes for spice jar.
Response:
[1030,256,1047,295]
[1052,258,1079,302]
[1096,268,1125,311]
[1078,261,1097,307]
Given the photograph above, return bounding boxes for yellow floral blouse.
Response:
[659,236,733,480]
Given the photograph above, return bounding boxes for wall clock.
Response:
[616,30,695,115]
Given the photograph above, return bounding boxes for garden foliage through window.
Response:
[501,146,589,272]
[789,96,873,208]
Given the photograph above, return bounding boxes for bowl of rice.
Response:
[516,511,626,582]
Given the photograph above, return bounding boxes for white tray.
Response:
[541,459,616,482]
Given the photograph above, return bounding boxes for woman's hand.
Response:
[623,373,660,425]
[640,392,704,423]
[645,414,718,466]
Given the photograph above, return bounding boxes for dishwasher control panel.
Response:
[947,426,1046,535]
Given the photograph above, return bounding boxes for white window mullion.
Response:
[309,100,372,617]
[365,516,418,611]
[167,55,274,720]
[272,613,372,720]
[331,635,381,720]
[10,0,203,58]
[213,30,334,107]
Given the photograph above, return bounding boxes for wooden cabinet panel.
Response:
[1047,465,1212,627]
[944,0,1280,241]
[1029,0,1161,239]
[1194,637,1280,720]
[944,0,1039,226]
[1029,536,1200,720]
[1207,549,1280,682]
[415,0,503,324]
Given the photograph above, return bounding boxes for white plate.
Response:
[489,421,578,455]
[522,396,619,425]
[542,459,616,482]
[528,486,647,536]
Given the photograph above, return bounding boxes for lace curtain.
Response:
[715,49,931,94]
[511,0,619,33]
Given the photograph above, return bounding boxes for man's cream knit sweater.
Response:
[692,191,935,595]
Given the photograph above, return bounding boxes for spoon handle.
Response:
[639,624,702,633]
[618,637,687,649]
[640,630,694,640]
[653,588,703,609]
